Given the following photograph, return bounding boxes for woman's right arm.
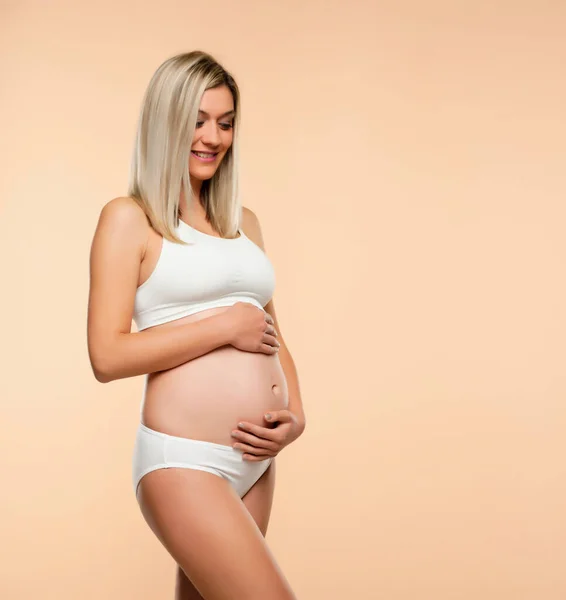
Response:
[87,198,279,383]
[86,197,234,383]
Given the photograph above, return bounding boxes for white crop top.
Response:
[132,219,276,331]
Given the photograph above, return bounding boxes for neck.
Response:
[180,179,206,220]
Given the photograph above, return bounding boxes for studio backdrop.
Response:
[1,1,565,599]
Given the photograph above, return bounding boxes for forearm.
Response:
[278,344,306,430]
[91,312,231,383]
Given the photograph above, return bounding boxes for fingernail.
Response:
[265,413,272,420]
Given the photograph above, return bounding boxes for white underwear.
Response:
[132,422,273,499]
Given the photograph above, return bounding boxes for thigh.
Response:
[242,457,276,535]
[175,460,277,600]
[138,463,294,600]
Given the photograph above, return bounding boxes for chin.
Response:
[189,170,218,181]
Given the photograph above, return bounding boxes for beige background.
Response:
[1,1,565,598]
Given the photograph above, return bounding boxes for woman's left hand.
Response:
[231,410,305,461]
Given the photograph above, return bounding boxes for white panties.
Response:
[132,422,273,499]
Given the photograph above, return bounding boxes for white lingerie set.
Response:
[131,217,276,500]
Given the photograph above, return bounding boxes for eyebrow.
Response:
[198,109,235,118]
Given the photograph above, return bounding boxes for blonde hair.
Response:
[127,50,241,243]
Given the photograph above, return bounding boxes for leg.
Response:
[137,462,295,600]
[242,457,276,535]
[174,461,277,599]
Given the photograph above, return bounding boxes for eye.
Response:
[195,120,233,130]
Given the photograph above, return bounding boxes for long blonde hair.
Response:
[127,50,242,243]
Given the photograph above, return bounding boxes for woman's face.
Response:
[189,85,235,181]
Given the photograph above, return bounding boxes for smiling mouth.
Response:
[192,151,218,158]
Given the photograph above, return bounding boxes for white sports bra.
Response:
[132,219,276,331]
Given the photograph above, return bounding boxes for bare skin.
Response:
[170,460,279,599]
[87,84,302,599]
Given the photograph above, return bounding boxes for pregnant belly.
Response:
[141,307,289,446]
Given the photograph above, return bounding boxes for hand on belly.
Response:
[142,346,289,446]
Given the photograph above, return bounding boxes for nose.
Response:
[200,122,222,147]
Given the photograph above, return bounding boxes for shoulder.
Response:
[242,205,259,224]
[93,196,150,254]
[99,196,148,228]
[241,206,265,249]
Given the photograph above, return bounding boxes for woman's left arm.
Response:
[231,207,306,460]
[269,326,306,430]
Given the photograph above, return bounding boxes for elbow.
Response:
[93,367,113,384]
[92,362,114,384]
[90,351,116,384]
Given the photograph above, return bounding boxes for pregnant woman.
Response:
[87,51,306,600]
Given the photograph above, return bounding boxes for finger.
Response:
[264,312,274,325]
[259,335,280,354]
[264,324,278,337]
[232,431,279,452]
[260,343,279,355]
[264,410,292,423]
[243,453,277,462]
[233,442,275,457]
[262,333,280,348]
[238,421,281,441]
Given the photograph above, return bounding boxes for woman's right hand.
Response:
[223,302,280,354]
